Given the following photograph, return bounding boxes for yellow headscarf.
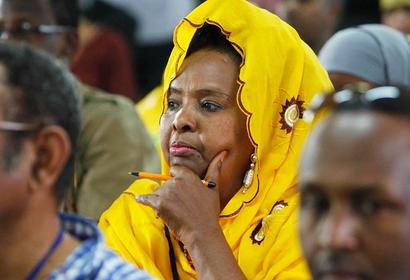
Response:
[100,0,332,279]
[135,85,163,154]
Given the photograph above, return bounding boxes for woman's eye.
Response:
[167,100,179,111]
[200,101,221,112]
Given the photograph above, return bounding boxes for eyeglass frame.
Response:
[0,21,74,38]
[0,120,40,132]
[303,84,410,122]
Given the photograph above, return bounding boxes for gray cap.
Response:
[319,24,410,87]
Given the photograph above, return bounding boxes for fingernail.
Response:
[208,181,216,188]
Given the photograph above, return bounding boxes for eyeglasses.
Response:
[0,120,39,132]
[0,21,74,39]
[304,84,410,122]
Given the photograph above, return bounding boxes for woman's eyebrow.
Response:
[196,88,232,100]
[168,86,182,95]
[168,85,232,101]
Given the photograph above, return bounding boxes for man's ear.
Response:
[30,125,71,191]
[58,31,79,61]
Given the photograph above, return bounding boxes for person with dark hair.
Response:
[0,0,160,220]
[0,41,152,279]
[71,0,140,101]
[99,0,333,279]
[299,84,410,279]
[336,0,381,30]
[102,0,198,97]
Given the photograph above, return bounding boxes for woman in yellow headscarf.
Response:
[99,0,332,279]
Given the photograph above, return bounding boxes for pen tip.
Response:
[129,171,139,177]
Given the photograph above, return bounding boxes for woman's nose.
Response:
[318,206,360,252]
[172,106,197,132]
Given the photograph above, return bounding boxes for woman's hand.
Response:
[136,150,226,244]
[136,150,246,280]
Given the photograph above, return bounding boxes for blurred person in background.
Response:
[0,0,160,221]
[0,41,151,280]
[102,0,198,97]
[299,84,410,280]
[275,0,345,53]
[71,0,139,101]
[319,24,410,90]
[250,0,281,13]
[337,0,381,30]
[380,0,410,35]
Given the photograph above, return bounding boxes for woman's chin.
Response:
[169,157,207,178]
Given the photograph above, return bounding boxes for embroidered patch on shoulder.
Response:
[279,97,305,134]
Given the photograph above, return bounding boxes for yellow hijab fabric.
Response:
[135,85,163,154]
[100,0,332,279]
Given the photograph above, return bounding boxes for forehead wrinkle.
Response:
[169,74,233,99]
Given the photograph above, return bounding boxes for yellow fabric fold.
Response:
[100,0,332,279]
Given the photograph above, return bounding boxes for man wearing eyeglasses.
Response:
[0,41,152,279]
[298,84,410,279]
[0,0,160,221]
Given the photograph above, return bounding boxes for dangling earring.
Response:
[241,153,257,193]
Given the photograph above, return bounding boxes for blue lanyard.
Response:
[26,226,65,280]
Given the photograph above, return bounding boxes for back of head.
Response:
[319,24,410,87]
[0,41,81,204]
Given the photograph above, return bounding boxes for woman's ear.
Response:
[30,125,71,191]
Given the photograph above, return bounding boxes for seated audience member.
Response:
[99,0,332,279]
[71,0,139,101]
[299,84,410,280]
[0,41,151,279]
[0,0,160,220]
[319,24,410,90]
[102,0,198,97]
[380,0,410,35]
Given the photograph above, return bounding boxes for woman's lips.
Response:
[169,144,197,157]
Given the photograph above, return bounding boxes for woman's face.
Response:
[160,49,254,206]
